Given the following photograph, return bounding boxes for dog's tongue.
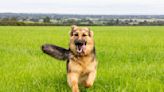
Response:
[82,44,86,50]
[77,44,86,53]
[77,47,82,53]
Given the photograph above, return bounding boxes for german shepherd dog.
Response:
[42,25,97,92]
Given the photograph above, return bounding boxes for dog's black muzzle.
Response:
[74,40,86,46]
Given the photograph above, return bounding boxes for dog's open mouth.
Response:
[75,41,86,53]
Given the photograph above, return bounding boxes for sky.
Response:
[0,0,164,15]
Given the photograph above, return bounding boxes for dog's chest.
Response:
[68,56,96,74]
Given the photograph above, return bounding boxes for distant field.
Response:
[0,26,164,92]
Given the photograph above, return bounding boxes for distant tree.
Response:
[115,18,119,24]
[10,17,17,22]
[67,19,76,24]
[1,18,10,22]
[130,19,133,22]
[43,16,50,23]
[88,20,94,25]
[81,18,88,22]
[143,20,147,23]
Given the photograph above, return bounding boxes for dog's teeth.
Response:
[76,42,86,53]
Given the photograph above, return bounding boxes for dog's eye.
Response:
[74,34,78,36]
[82,34,87,37]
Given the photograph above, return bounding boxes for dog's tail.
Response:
[41,44,69,61]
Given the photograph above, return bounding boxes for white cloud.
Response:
[0,0,164,14]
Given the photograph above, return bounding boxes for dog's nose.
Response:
[74,40,84,45]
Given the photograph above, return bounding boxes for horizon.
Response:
[0,0,164,15]
[1,12,164,16]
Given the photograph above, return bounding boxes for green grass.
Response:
[0,26,164,92]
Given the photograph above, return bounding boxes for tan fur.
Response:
[67,25,97,92]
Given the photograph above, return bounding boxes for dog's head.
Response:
[69,25,94,56]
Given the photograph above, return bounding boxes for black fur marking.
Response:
[93,47,96,55]
[41,44,69,60]
[66,60,70,73]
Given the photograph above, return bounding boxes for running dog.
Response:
[42,25,97,92]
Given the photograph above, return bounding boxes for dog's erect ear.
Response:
[70,25,78,36]
[71,25,78,30]
[82,27,93,37]
[89,30,94,37]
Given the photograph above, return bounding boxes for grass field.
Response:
[0,26,164,92]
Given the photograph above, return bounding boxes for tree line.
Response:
[1,16,164,26]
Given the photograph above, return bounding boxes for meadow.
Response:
[0,26,164,92]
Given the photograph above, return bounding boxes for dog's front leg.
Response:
[85,71,96,88]
[67,72,79,92]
